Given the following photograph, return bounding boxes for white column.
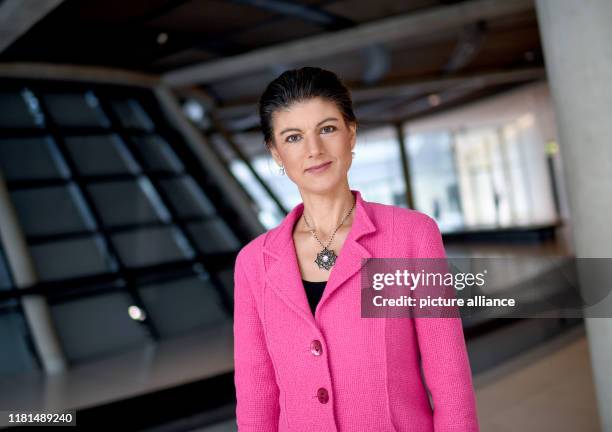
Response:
[536,1,612,430]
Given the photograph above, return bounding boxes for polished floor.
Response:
[474,323,600,432]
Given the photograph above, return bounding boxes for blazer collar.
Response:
[263,189,376,325]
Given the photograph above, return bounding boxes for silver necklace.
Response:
[302,197,356,271]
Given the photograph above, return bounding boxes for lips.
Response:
[305,161,332,172]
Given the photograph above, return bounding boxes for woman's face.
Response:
[269,97,357,195]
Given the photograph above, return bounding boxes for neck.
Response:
[299,185,355,238]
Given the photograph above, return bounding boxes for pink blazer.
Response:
[233,190,480,432]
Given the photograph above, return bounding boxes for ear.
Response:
[269,145,283,166]
[348,122,357,151]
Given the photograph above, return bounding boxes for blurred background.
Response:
[0,0,610,431]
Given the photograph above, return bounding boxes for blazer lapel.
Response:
[263,190,377,324]
[263,202,310,321]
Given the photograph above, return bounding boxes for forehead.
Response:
[272,97,342,131]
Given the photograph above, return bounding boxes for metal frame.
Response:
[0,77,258,371]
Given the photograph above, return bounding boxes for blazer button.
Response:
[317,387,329,404]
[310,339,323,356]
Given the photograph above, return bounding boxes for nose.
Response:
[306,133,324,157]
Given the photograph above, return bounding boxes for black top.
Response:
[302,279,327,316]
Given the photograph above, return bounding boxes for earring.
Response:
[279,165,285,175]
[351,151,355,158]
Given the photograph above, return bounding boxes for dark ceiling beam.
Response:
[221,114,261,132]
[443,20,487,73]
[152,0,353,67]
[138,1,248,65]
[150,17,272,68]
[123,0,192,26]
[0,0,65,53]
[213,68,545,132]
[213,67,546,121]
[362,87,478,123]
[0,62,159,86]
[349,68,545,123]
[353,98,407,118]
[162,0,535,86]
[361,44,391,85]
[363,83,520,125]
[150,31,248,66]
[226,0,354,30]
[352,67,545,102]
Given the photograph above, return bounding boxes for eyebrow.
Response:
[279,117,339,136]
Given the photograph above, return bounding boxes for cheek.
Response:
[331,136,353,161]
[281,152,305,179]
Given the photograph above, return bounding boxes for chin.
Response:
[298,175,347,195]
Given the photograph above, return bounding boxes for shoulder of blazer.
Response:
[361,200,435,238]
[235,230,268,273]
[391,205,438,236]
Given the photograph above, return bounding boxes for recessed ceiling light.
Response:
[428,94,441,107]
[157,32,169,45]
[128,305,146,321]
[183,99,205,122]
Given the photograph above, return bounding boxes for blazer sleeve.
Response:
[413,216,480,432]
[233,252,280,432]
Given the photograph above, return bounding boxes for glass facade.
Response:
[407,113,557,231]
[0,246,39,375]
[0,82,244,372]
[407,131,464,231]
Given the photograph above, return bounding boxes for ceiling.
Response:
[0,0,546,129]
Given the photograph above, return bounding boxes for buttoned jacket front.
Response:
[233,190,480,432]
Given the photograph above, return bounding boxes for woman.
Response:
[233,67,479,431]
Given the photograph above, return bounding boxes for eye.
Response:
[321,125,337,134]
[286,134,301,143]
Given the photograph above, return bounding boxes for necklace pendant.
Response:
[315,248,337,271]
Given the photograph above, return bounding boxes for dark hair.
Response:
[258,67,357,147]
